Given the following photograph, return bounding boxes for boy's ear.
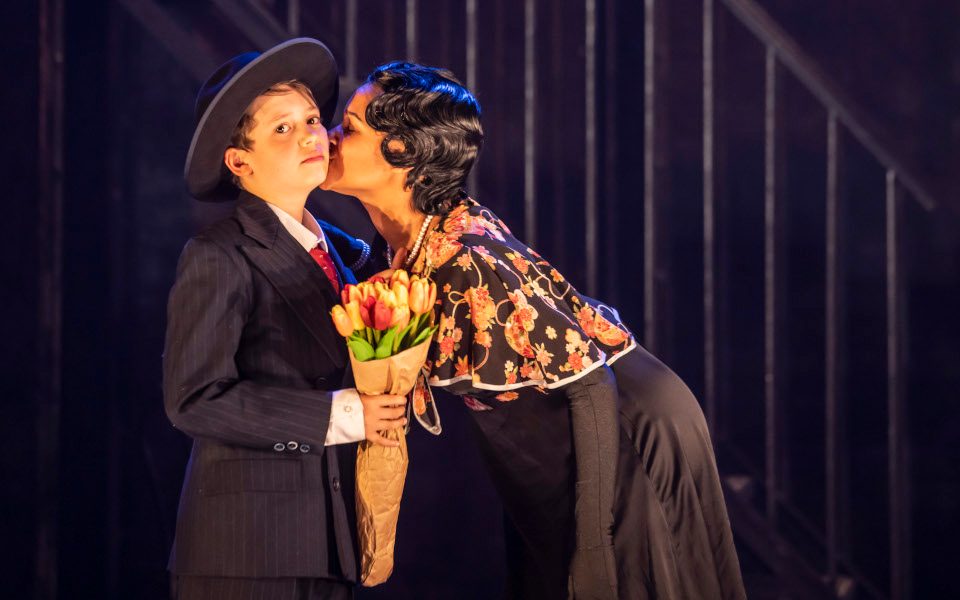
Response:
[224,147,252,178]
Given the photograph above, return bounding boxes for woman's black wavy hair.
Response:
[365,61,483,215]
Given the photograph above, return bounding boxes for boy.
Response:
[164,38,404,599]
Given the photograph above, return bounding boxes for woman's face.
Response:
[320,83,406,198]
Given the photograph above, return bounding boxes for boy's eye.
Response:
[307,116,321,126]
[275,124,290,134]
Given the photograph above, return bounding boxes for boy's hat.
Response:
[185,38,339,201]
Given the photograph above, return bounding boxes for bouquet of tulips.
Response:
[329,270,438,587]
[330,270,438,363]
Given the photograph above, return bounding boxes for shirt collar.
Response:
[265,202,328,253]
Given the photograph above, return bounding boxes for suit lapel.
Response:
[320,222,358,287]
[234,193,347,368]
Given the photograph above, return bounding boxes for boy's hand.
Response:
[369,247,407,282]
[359,393,407,447]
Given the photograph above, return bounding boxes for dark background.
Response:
[3,1,958,598]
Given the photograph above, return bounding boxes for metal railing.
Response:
[696,0,931,597]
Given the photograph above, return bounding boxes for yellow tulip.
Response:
[345,300,365,330]
[390,269,410,287]
[377,288,397,307]
[330,305,355,337]
[347,285,363,303]
[392,281,409,306]
[427,281,437,309]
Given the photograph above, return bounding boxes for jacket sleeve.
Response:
[162,237,335,450]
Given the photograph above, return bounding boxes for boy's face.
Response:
[226,88,329,199]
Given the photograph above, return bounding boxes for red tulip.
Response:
[373,299,394,330]
[360,295,377,328]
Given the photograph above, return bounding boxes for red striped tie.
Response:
[309,245,341,293]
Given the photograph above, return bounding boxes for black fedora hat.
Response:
[184,38,339,201]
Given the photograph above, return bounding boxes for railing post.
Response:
[345,0,357,84]
[585,0,597,294]
[37,0,64,597]
[825,112,841,586]
[524,0,536,247]
[886,171,911,600]
[287,0,299,35]
[702,0,718,435]
[465,0,478,195]
[643,0,670,354]
[763,45,783,525]
[406,0,417,62]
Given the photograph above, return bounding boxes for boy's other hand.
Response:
[359,393,407,447]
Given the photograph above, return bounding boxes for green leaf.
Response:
[375,326,398,359]
[411,325,438,347]
[394,320,416,353]
[394,319,417,352]
[348,338,375,362]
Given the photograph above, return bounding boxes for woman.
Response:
[321,62,746,599]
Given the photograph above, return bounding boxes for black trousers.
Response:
[174,575,354,600]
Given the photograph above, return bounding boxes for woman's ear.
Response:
[224,147,252,178]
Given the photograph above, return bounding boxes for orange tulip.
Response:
[391,306,410,331]
[409,279,428,315]
[330,305,355,337]
[426,281,437,309]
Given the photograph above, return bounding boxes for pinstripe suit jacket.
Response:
[163,191,368,581]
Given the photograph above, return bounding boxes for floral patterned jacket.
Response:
[408,199,637,420]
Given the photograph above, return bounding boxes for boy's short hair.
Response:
[227,79,319,187]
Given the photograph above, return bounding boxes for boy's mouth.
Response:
[301,152,326,164]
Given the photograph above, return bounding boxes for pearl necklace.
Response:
[404,215,434,269]
[387,214,434,270]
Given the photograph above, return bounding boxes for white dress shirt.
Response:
[266,203,365,446]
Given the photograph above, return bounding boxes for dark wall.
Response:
[2,1,39,597]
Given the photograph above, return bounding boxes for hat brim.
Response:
[184,38,339,201]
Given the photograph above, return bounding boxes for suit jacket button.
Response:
[314,376,327,388]
[299,444,311,453]
[273,442,285,452]
[286,440,299,451]
[332,477,341,492]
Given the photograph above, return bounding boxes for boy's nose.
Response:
[303,126,328,147]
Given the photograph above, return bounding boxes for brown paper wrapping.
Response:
[350,338,431,586]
